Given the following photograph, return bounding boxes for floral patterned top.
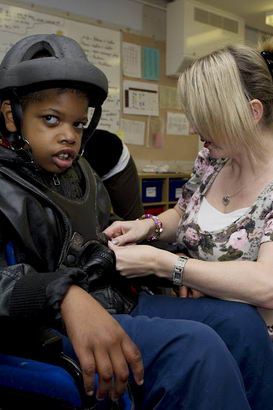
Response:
[176,148,273,261]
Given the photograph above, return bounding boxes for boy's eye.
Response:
[43,115,59,125]
[74,121,87,129]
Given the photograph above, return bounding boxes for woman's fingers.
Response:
[179,285,189,297]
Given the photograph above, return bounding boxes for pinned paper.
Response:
[122,42,141,78]
[143,47,160,81]
[121,118,145,146]
[166,112,190,136]
[123,80,159,116]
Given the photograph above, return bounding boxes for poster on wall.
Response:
[122,42,141,78]
[68,20,121,132]
[123,80,159,116]
[0,3,121,133]
[166,112,190,135]
[121,118,145,145]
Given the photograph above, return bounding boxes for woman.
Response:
[105,40,273,409]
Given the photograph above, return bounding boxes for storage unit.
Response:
[169,178,188,201]
[139,173,190,215]
[142,179,164,203]
[144,206,165,216]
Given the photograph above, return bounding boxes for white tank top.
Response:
[197,197,250,231]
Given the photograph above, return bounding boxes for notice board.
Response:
[0,2,121,132]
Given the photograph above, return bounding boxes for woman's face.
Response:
[21,89,89,173]
[199,135,230,159]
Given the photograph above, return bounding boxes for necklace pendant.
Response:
[222,195,230,206]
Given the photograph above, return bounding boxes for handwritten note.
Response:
[0,4,65,60]
[0,3,122,133]
[123,80,159,116]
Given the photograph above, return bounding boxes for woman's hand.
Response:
[61,285,144,401]
[108,241,177,282]
[108,242,159,278]
[103,219,154,246]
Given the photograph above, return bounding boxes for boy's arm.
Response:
[0,258,86,320]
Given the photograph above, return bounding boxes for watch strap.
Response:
[172,256,188,286]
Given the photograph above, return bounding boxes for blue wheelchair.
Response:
[0,242,133,410]
[0,330,133,409]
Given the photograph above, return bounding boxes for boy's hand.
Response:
[61,285,144,401]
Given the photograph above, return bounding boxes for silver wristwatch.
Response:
[172,256,189,286]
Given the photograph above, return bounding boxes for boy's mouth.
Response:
[52,149,77,169]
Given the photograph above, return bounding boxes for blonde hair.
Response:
[178,41,273,163]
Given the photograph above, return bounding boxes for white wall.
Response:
[1,0,168,40]
[8,0,143,30]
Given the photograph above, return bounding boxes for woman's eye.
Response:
[43,115,59,125]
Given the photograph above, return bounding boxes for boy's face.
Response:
[21,89,89,173]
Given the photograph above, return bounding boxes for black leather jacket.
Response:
[0,146,137,325]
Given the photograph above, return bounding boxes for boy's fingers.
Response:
[95,350,114,400]
[109,347,130,400]
[122,338,144,386]
[78,351,96,396]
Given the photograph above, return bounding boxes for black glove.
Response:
[63,232,116,289]
[81,240,116,279]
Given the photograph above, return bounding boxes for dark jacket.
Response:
[0,146,137,327]
[84,130,144,220]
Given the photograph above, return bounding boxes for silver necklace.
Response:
[222,170,267,206]
[223,194,237,206]
[222,195,231,206]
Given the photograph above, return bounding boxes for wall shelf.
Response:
[138,172,189,214]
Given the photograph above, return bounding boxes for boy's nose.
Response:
[58,126,77,145]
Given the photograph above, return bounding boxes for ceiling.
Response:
[167,0,273,34]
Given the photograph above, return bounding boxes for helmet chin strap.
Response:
[9,90,25,149]
[9,92,39,167]
[80,105,102,156]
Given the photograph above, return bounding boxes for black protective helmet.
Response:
[0,33,108,153]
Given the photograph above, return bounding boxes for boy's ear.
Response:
[1,100,17,132]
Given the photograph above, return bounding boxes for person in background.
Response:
[105,39,273,410]
[0,33,252,410]
[84,129,144,220]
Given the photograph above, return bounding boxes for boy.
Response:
[0,34,251,409]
